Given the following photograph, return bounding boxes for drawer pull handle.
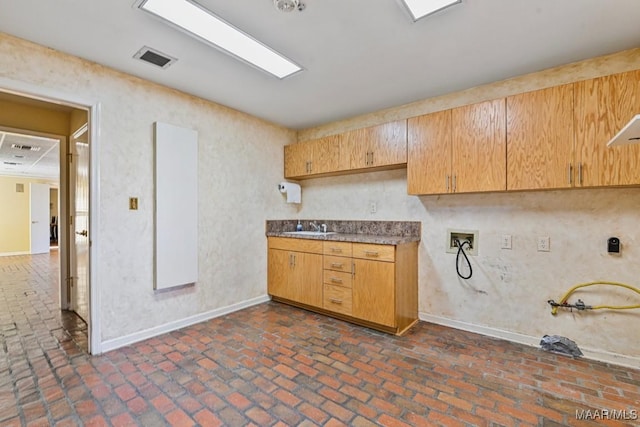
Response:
[330,248,342,253]
[364,251,379,257]
[330,298,343,305]
[330,278,343,283]
[330,263,344,268]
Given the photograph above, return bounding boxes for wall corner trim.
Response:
[100,295,270,354]
[419,312,640,370]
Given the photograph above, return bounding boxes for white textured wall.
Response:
[0,33,298,341]
[298,170,640,363]
[297,49,640,366]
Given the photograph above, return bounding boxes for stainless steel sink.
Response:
[282,231,338,236]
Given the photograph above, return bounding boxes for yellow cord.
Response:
[551,281,640,315]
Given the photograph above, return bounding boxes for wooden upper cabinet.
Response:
[452,99,506,193]
[284,135,344,179]
[347,121,407,170]
[408,100,506,195]
[284,121,405,179]
[407,110,452,195]
[574,70,640,187]
[312,135,345,175]
[284,141,311,178]
[506,84,575,191]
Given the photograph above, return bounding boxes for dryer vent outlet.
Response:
[446,229,479,256]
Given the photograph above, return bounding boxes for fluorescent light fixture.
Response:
[607,114,640,147]
[400,0,462,21]
[137,0,302,79]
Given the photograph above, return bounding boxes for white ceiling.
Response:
[0,131,60,180]
[0,1,639,129]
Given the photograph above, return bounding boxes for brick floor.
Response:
[1,253,639,426]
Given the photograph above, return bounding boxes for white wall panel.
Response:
[154,122,198,290]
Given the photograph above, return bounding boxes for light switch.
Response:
[501,234,512,250]
[129,197,138,210]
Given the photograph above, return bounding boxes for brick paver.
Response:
[1,252,639,426]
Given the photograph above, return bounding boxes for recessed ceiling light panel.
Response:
[11,144,41,152]
[135,0,303,79]
[400,0,461,22]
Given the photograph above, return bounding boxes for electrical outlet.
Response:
[369,202,377,214]
[501,234,512,249]
[537,236,550,252]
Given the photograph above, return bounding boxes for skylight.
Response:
[400,0,461,21]
[137,0,302,79]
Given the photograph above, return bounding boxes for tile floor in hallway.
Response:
[1,253,640,426]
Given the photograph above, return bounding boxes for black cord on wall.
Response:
[455,239,473,279]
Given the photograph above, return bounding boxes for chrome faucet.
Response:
[310,222,328,233]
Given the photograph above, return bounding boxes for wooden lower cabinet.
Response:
[267,238,323,308]
[323,284,352,316]
[352,258,395,326]
[267,237,418,335]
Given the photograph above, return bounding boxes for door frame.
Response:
[0,76,103,354]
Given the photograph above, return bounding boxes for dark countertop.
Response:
[266,220,421,245]
[266,231,419,245]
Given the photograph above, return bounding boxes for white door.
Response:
[69,129,90,323]
[30,183,50,254]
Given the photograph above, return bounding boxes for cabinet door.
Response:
[574,70,640,186]
[507,84,574,190]
[268,249,323,307]
[407,109,452,195]
[290,252,323,307]
[452,99,506,193]
[284,142,312,178]
[352,259,395,327]
[268,249,293,300]
[368,121,407,167]
[311,134,346,175]
[285,136,345,178]
[347,121,407,169]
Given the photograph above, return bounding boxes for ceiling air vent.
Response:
[134,46,177,69]
[11,144,41,151]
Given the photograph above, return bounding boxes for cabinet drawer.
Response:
[268,237,323,254]
[323,255,352,273]
[323,241,352,257]
[352,243,395,262]
[323,270,352,288]
[323,284,352,315]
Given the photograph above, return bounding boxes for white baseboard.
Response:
[0,251,30,257]
[100,295,270,353]
[419,312,640,370]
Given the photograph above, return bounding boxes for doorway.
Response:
[0,85,99,353]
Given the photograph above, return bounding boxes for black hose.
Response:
[455,239,472,279]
